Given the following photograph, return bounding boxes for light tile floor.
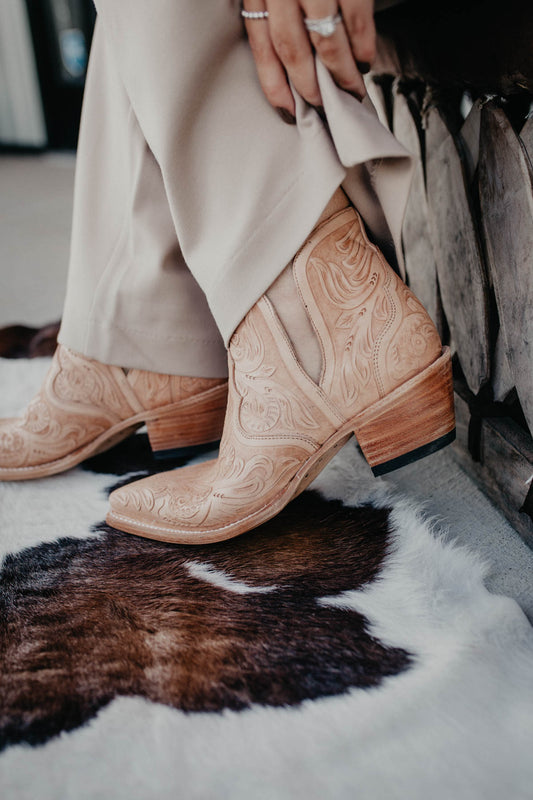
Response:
[1,153,532,621]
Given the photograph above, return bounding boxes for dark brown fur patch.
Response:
[0,487,410,751]
[0,322,60,358]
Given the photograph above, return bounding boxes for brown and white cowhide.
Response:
[0,357,532,800]
[1,483,411,749]
[0,322,60,359]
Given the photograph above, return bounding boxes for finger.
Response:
[339,0,376,70]
[243,1,296,115]
[304,13,366,99]
[266,0,323,108]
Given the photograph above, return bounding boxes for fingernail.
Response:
[357,62,371,75]
[276,108,296,125]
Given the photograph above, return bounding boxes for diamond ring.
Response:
[304,13,342,38]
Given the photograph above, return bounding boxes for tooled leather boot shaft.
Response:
[293,207,442,420]
[126,371,227,410]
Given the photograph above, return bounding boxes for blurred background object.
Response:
[0,1,95,328]
[0,0,95,150]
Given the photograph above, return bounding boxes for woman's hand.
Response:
[242,0,376,119]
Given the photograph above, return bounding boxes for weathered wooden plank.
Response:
[466,102,514,404]
[425,106,491,394]
[479,103,533,434]
[520,115,533,166]
[392,85,440,326]
[458,98,481,186]
[493,331,515,403]
[453,389,533,548]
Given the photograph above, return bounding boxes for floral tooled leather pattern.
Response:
[23,399,51,433]
[126,372,226,410]
[386,287,441,384]
[109,304,335,534]
[111,446,304,531]
[0,425,25,461]
[109,208,443,540]
[52,347,135,418]
[232,313,321,438]
[0,347,135,470]
[299,209,441,417]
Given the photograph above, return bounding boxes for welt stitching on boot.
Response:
[107,207,455,544]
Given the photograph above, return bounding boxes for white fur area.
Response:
[0,358,111,557]
[185,560,278,594]
[0,360,213,557]
[0,471,109,557]
[1,358,533,800]
[0,357,52,418]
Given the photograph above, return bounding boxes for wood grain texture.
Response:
[457,101,516,404]
[392,86,440,327]
[453,390,533,547]
[520,115,533,163]
[425,107,490,394]
[354,349,455,469]
[492,331,515,403]
[145,387,227,454]
[479,103,533,434]
[458,99,481,185]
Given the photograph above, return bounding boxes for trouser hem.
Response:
[58,319,228,378]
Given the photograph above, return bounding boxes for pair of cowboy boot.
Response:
[1,206,455,544]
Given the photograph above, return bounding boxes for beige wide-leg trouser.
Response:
[58,1,412,378]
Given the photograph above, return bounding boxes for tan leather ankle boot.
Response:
[0,345,227,480]
[107,207,455,544]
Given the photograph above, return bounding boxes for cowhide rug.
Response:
[0,356,532,800]
[0,322,60,359]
